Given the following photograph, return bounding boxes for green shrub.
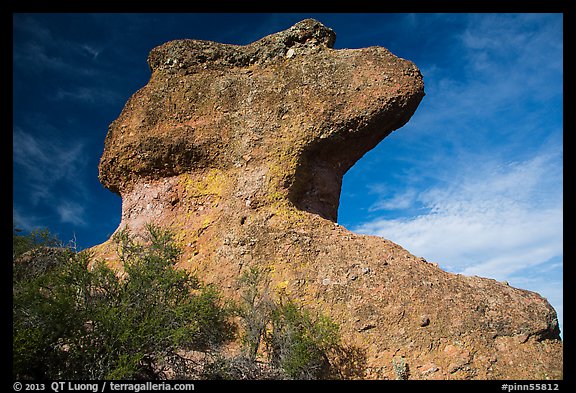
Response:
[266,298,340,379]
[13,224,233,380]
[235,266,341,379]
[12,226,62,260]
[235,266,275,361]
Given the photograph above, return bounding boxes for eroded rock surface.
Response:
[93,19,562,379]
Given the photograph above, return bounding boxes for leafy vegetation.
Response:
[12,226,62,260]
[235,266,341,379]
[235,266,275,362]
[13,225,353,380]
[13,224,232,379]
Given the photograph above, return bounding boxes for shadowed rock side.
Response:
[93,19,562,379]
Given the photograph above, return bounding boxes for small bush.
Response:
[13,226,62,260]
[13,224,233,380]
[235,266,341,379]
[392,356,409,380]
[266,298,340,379]
[199,354,287,380]
[235,266,275,361]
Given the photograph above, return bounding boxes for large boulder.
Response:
[93,19,562,379]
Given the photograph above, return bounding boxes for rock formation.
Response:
[92,19,562,379]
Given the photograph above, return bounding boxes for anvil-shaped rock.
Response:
[94,20,562,379]
[99,18,424,222]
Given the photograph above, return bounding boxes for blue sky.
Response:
[12,13,563,335]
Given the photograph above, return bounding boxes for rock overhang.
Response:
[98,19,424,222]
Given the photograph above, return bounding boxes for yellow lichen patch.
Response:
[179,168,227,200]
[172,227,188,249]
[276,280,289,291]
[270,200,309,227]
[199,217,211,232]
[265,143,301,200]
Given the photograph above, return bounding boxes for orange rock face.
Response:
[93,19,562,379]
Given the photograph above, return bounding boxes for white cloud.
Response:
[57,201,87,226]
[80,43,101,59]
[54,86,121,105]
[347,13,563,336]
[405,14,562,143]
[13,127,86,187]
[13,127,89,228]
[13,207,45,232]
[355,150,562,278]
[367,186,418,212]
[13,15,99,76]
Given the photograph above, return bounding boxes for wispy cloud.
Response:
[354,146,563,334]
[54,86,121,105]
[13,128,86,184]
[13,15,100,77]
[14,40,99,77]
[13,206,47,232]
[355,148,562,275]
[13,127,89,225]
[367,186,418,212]
[56,201,87,226]
[405,14,562,141]
[80,43,102,59]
